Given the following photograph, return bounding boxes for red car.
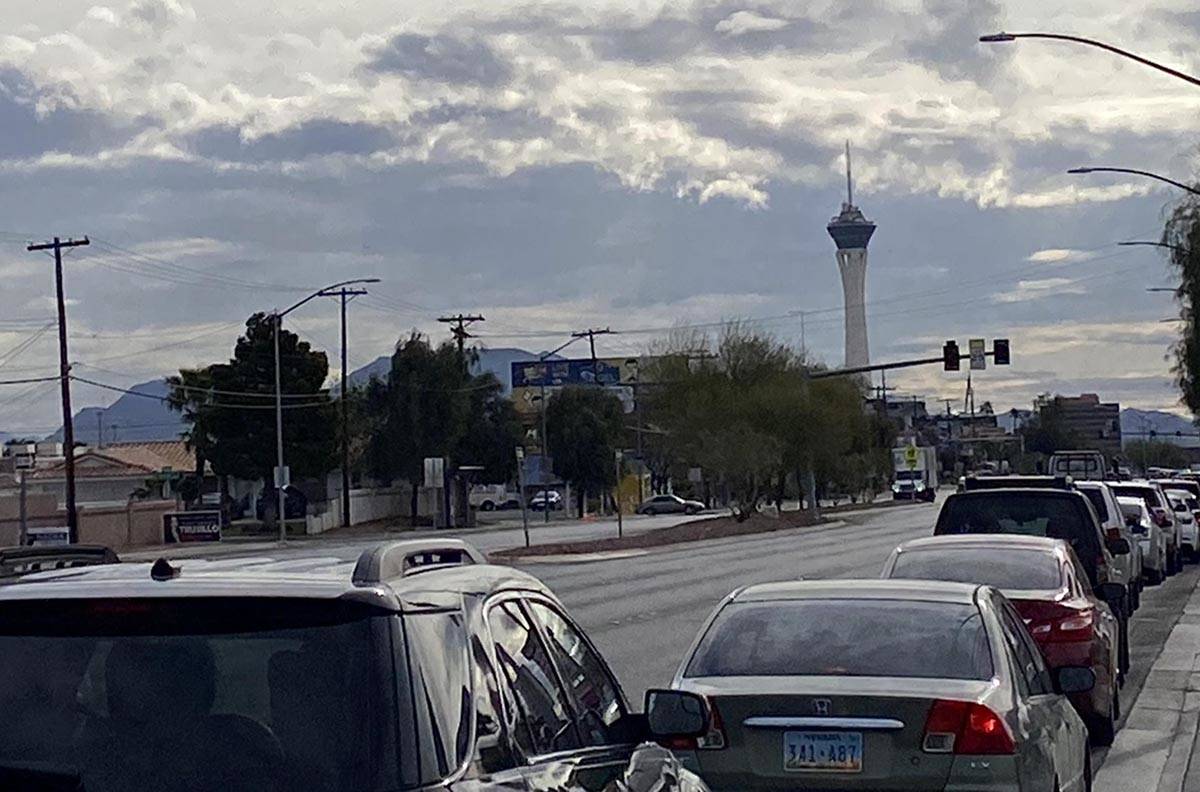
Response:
[882,534,1123,746]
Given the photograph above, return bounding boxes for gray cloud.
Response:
[365,33,513,85]
[185,119,396,162]
[0,69,141,159]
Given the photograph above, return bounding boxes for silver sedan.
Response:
[655,580,1094,792]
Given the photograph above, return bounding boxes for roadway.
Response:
[522,500,942,698]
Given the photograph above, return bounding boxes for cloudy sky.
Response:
[0,0,1197,433]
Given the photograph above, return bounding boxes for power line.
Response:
[70,375,334,410]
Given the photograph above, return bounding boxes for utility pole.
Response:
[28,236,89,543]
[438,313,485,359]
[96,412,103,450]
[321,286,370,529]
[572,327,614,376]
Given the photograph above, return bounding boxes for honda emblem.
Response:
[813,699,831,715]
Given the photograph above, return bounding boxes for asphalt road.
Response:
[520,499,942,700]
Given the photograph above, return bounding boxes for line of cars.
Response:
[645,474,1142,792]
[0,472,1185,792]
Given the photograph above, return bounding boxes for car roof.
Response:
[894,534,1068,556]
[948,488,1085,500]
[732,578,983,605]
[0,542,552,611]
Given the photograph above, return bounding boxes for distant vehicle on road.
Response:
[1117,496,1168,585]
[1110,482,1181,576]
[1165,489,1200,562]
[664,579,1094,791]
[0,540,712,792]
[529,489,564,511]
[890,445,937,501]
[637,494,705,516]
[1075,480,1143,612]
[1048,450,1111,480]
[882,535,1123,746]
[254,485,308,520]
[469,484,520,511]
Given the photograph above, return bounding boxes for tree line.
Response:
[167,316,896,522]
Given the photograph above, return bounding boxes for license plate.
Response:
[783,731,863,773]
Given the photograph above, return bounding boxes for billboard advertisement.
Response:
[511,357,641,418]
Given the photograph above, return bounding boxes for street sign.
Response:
[163,511,222,544]
[273,465,290,488]
[969,338,986,370]
[903,445,919,470]
[25,526,70,547]
[13,453,33,470]
[423,457,445,488]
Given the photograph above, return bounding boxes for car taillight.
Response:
[1153,508,1172,528]
[1106,527,1122,542]
[696,698,726,750]
[923,700,1015,755]
[1047,609,1096,642]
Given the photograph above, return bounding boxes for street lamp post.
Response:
[1067,167,1200,197]
[979,32,1200,88]
[271,277,380,542]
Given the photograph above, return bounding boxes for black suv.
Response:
[0,541,709,792]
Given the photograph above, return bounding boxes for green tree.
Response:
[366,333,471,519]
[166,365,216,508]
[1163,197,1200,413]
[1125,439,1191,473]
[454,372,523,483]
[170,314,336,490]
[642,325,876,519]
[545,386,625,517]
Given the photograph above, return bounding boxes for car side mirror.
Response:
[1106,537,1131,556]
[1054,666,1096,695]
[1097,582,1125,604]
[645,689,708,738]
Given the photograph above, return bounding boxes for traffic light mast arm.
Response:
[810,343,1010,380]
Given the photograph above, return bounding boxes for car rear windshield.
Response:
[895,470,921,481]
[685,599,994,681]
[1078,487,1109,522]
[1111,486,1164,511]
[1117,499,1146,521]
[889,547,1063,591]
[936,493,1100,576]
[0,597,396,792]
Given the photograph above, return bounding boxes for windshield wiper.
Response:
[0,762,84,791]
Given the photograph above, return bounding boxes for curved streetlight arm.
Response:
[980,32,1200,88]
[1118,240,1189,255]
[279,277,382,318]
[1068,167,1200,197]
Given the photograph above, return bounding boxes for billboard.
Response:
[163,511,222,543]
[511,357,641,418]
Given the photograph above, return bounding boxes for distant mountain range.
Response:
[1121,408,1199,448]
[27,347,550,445]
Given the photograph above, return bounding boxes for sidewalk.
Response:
[1096,578,1200,792]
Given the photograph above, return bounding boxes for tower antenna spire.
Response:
[845,140,853,206]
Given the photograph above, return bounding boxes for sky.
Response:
[0,0,1198,433]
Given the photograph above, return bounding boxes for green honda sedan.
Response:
[654,580,1094,792]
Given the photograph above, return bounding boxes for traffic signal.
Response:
[993,338,1011,366]
[943,340,960,371]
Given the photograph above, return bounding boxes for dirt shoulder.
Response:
[490,510,822,560]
